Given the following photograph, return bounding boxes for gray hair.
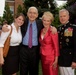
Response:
[59,9,69,15]
[28,6,38,13]
[42,11,54,22]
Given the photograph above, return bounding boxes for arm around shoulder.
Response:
[0,25,11,47]
[51,26,57,34]
[2,24,10,32]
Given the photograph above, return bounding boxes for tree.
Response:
[0,17,4,25]
[17,5,23,14]
[3,4,13,24]
[23,0,63,27]
[17,4,26,16]
[23,0,56,17]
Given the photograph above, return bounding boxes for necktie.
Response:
[28,24,32,48]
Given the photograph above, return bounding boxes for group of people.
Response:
[0,6,76,75]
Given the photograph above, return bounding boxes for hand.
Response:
[52,60,58,69]
[0,30,1,35]
[0,56,4,66]
[51,26,57,34]
[71,62,76,69]
[0,48,4,66]
[2,24,9,32]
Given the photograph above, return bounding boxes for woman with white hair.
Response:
[39,11,59,75]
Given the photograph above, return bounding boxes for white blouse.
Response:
[0,23,22,47]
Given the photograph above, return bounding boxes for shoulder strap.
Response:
[9,26,12,36]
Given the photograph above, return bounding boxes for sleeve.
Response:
[51,32,59,57]
[73,26,76,62]
[0,26,11,47]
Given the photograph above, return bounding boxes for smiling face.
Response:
[59,10,69,25]
[42,16,52,28]
[15,15,24,27]
[27,7,38,22]
[42,11,54,28]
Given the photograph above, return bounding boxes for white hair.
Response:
[59,9,69,15]
[28,6,38,13]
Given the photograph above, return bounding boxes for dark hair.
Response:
[14,13,25,21]
[3,20,8,25]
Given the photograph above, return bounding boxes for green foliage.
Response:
[52,14,60,28]
[23,0,68,27]
[0,17,4,25]
[3,4,13,24]
[17,4,26,16]
[17,5,23,14]
[23,0,56,16]
[51,7,61,27]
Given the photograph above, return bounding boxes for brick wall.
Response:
[6,0,23,15]
[14,0,23,14]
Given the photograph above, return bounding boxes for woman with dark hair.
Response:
[0,13,25,75]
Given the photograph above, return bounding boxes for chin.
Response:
[18,24,21,27]
[61,22,66,24]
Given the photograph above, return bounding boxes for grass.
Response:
[0,61,42,75]
[0,61,76,75]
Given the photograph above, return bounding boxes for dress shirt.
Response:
[23,21,38,46]
[0,23,22,47]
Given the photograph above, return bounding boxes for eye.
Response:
[29,12,37,14]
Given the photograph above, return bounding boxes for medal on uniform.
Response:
[66,38,69,42]
[64,27,73,36]
[68,27,73,36]
[62,27,64,30]
[64,29,68,36]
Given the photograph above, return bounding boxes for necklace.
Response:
[43,31,46,34]
[43,28,48,34]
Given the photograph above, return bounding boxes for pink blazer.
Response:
[39,27,59,60]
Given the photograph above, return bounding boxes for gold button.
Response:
[61,32,63,35]
[61,37,62,39]
[62,27,64,29]
[66,38,69,42]
[60,42,62,44]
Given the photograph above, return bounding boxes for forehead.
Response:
[15,16,24,20]
[16,16,22,18]
[43,16,50,20]
[28,8,38,13]
[59,11,68,16]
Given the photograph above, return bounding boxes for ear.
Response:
[68,15,70,20]
[27,12,28,17]
[36,13,38,18]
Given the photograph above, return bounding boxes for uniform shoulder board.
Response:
[72,24,76,27]
[57,25,62,31]
[57,24,62,28]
